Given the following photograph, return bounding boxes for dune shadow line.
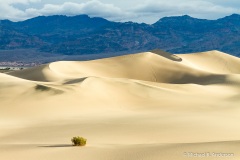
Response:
[150,49,182,62]
[39,144,73,148]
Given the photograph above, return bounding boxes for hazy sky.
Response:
[0,0,240,23]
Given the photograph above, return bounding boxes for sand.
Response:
[0,50,240,159]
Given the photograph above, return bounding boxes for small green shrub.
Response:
[71,136,87,146]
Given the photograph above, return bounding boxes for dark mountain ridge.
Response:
[0,14,240,60]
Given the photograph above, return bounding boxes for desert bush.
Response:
[71,136,87,146]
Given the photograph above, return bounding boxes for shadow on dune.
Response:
[150,49,182,62]
[169,74,229,85]
[63,77,88,85]
[38,144,73,148]
[34,84,64,95]
[7,64,51,82]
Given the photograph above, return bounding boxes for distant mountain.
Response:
[0,14,240,58]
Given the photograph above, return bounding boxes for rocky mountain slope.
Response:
[1,14,240,58]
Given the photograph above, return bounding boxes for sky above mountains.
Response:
[0,0,240,23]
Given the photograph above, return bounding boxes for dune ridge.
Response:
[1,50,240,160]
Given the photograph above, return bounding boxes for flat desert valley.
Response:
[0,50,240,159]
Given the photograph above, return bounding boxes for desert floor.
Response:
[0,50,240,159]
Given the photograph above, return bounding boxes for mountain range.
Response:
[0,14,240,65]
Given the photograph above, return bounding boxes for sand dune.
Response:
[1,50,240,160]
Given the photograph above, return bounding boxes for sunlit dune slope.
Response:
[8,50,240,84]
[1,50,240,160]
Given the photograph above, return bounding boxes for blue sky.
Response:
[0,0,240,23]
